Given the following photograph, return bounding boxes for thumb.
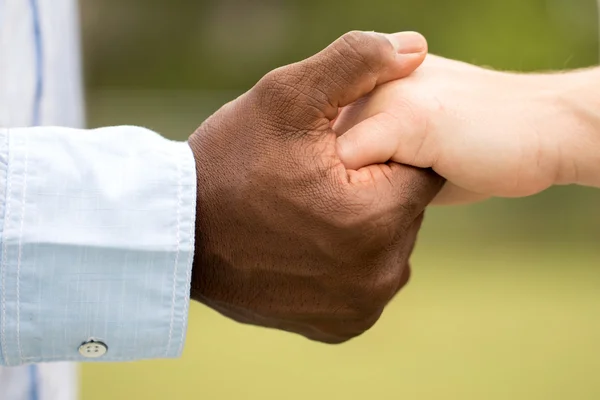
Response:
[254,31,428,125]
[336,108,431,170]
[312,31,428,111]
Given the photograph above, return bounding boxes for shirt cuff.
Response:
[0,126,196,366]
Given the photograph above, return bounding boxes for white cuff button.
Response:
[79,341,108,358]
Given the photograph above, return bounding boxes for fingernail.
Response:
[385,32,427,54]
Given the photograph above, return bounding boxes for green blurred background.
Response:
[78,0,600,399]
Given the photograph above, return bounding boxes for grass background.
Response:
[81,221,600,399]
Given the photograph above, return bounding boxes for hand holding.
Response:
[188,31,443,343]
[336,55,585,204]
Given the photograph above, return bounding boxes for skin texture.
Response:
[187,31,444,344]
[335,55,600,205]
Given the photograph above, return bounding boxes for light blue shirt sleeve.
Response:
[0,125,196,366]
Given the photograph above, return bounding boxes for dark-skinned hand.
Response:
[188,31,443,343]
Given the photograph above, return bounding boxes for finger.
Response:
[336,108,431,170]
[348,163,444,220]
[256,31,428,123]
[302,307,385,344]
[206,297,351,344]
[309,31,428,112]
[385,164,444,217]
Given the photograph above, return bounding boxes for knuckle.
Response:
[254,65,328,124]
[365,269,400,306]
[397,264,412,292]
[339,307,384,338]
[394,188,421,218]
[255,66,295,103]
[323,307,385,342]
[258,66,287,89]
[336,30,388,74]
[354,309,384,333]
[336,319,380,342]
[339,270,398,318]
[393,167,442,215]
[305,334,351,345]
[380,164,433,217]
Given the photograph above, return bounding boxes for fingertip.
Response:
[385,31,428,55]
[378,32,428,80]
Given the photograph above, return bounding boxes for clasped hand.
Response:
[188,30,600,343]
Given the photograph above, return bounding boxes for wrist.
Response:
[508,70,600,187]
[187,133,209,305]
[551,70,600,187]
[495,72,576,189]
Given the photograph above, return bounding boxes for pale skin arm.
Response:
[334,55,600,205]
[546,67,600,188]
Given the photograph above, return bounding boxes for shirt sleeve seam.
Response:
[177,143,195,356]
[165,141,184,357]
[15,131,30,364]
[0,128,12,366]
